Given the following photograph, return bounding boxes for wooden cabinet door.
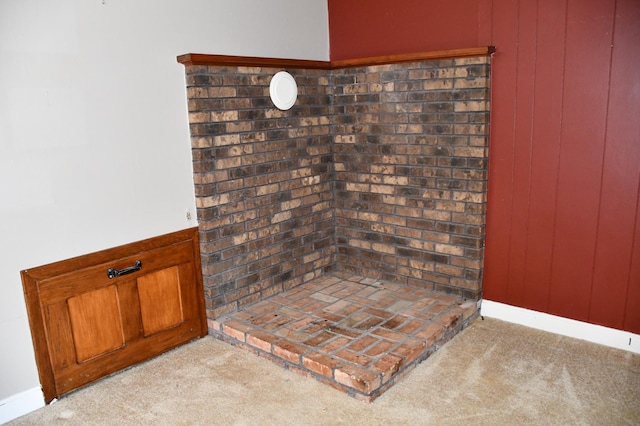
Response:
[21,228,207,403]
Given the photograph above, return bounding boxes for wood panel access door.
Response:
[21,228,207,403]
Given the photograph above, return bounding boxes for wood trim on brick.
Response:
[177,47,495,69]
[177,53,331,69]
[330,46,495,69]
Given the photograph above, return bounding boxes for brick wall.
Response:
[185,66,335,318]
[183,56,490,318]
[333,58,490,300]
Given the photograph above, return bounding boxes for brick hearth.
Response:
[210,272,477,401]
[180,50,491,401]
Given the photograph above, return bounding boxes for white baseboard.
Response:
[480,300,640,354]
[0,387,44,425]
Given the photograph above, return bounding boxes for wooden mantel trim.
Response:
[330,46,495,69]
[177,46,495,70]
[177,53,331,69]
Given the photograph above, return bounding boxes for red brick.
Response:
[273,341,307,364]
[342,311,370,327]
[456,301,478,320]
[371,328,406,342]
[365,340,396,357]
[348,335,378,352]
[302,352,340,377]
[328,325,361,338]
[288,317,316,330]
[336,349,372,367]
[222,320,252,342]
[337,303,363,316]
[275,328,308,342]
[304,331,335,347]
[364,308,393,319]
[426,302,450,314]
[354,317,383,330]
[300,301,329,313]
[372,354,403,383]
[310,292,339,303]
[435,311,462,330]
[412,298,437,310]
[416,323,445,347]
[246,330,279,352]
[324,299,351,313]
[244,301,279,316]
[334,364,381,395]
[403,310,435,321]
[275,307,305,319]
[393,339,427,364]
[373,297,396,309]
[317,311,344,322]
[321,336,352,353]
[302,320,330,334]
[381,315,409,330]
[262,315,294,331]
[397,319,424,334]
[289,297,315,309]
[332,286,361,298]
[208,318,223,332]
[432,293,460,304]
[251,313,279,326]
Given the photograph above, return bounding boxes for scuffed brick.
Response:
[416,323,445,347]
[303,352,340,377]
[372,354,403,383]
[273,341,307,364]
[334,364,381,395]
[246,330,279,352]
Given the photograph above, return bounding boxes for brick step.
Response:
[209,273,479,401]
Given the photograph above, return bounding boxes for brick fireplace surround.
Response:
[179,48,492,401]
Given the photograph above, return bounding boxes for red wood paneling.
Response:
[628,193,640,332]
[548,0,615,321]
[592,0,640,330]
[481,0,518,303]
[522,0,567,312]
[328,0,640,333]
[327,0,480,60]
[506,0,537,305]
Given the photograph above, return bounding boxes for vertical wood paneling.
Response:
[521,0,567,312]
[548,0,615,321]
[627,190,640,332]
[591,0,640,329]
[327,0,640,333]
[477,0,493,45]
[327,0,480,60]
[505,0,538,305]
[482,0,519,302]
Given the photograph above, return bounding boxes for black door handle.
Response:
[107,260,142,279]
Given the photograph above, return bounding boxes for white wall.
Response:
[0,0,328,416]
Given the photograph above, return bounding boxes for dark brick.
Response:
[185,58,489,315]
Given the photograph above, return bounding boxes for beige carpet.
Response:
[9,318,640,425]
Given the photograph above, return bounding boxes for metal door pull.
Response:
[107,260,142,279]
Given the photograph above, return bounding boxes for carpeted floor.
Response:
[9,317,640,425]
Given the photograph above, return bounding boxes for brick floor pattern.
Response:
[209,272,478,401]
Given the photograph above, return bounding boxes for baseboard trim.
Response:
[480,300,640,354]
[0,387,44,424]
